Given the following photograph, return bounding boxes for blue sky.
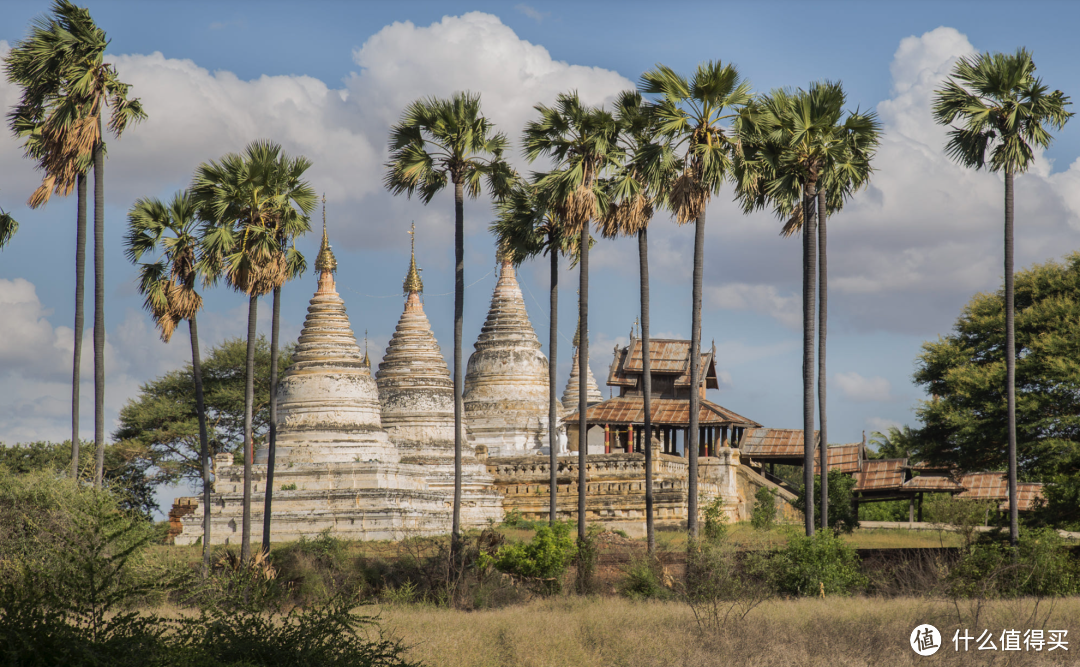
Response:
[3,1,1080,511]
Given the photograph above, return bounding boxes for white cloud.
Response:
[866,416,903,434]
[706,283,800,329]
[515,4,549,22]
[835,372,893,402]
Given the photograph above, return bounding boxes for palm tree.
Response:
[193,140,316,561]
[741,82,880,532]
[639,62,752,538]
[125,190,213,575]
[385,92,513,552]
[0,207,17,249]
[261,195,311,556]
[932,49,1072,545]
[524,91,620,543]
[492,181,580,524]
[4,0,144,484]
[600,90,673,554]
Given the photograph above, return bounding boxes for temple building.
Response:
[462,257,564,457]
[375,227,501,525]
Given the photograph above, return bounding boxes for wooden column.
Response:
[917,493,924,522]
[604,424,610,454]
[908,496,915,524]
[627,424,634,454]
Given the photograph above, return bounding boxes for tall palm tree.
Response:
[600,90,673,554]
[492,181,580,524]
[933,49,1072,546]
[385,92,513,552]
[261,196,310,556]
[4,0,144,484]
[639,62,752,538]
[736,82,879,534]
[524,91,620,543]
[124,190,213,575]
[0,207,17,249]
[194,140,316,561]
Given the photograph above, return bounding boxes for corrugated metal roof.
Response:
[607,339,717,389]
[813,443,864,474]
[957,473,1045,512]
[902,475,964,492]
[740,428,820,458]
[854,458,908,491]
[564,396,760,427]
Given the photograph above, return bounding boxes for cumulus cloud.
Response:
[835,372,893,402]
[707,283,800,329]
[515,4,549,22]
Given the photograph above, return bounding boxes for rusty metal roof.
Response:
[607,339,718,389]
[902,474,964,492]
[740,428,819,459]
[564,396,760,427]
[854,458,909,492]
[957,472,1045,512]
[813,443,864,474]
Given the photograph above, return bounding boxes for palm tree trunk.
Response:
[549,246,559,524]
[189,315,210,577]
[817,188,828,532]
[93,132,105,490]
[802,184,818,537]
[71,172,86,480]
[639,228,655,555]
[452,180,464,555]
[1004,168,1018,547]
[687,211,705,539]
[261,285,281,555]
[241,294,258,562]
[577,231,589,544]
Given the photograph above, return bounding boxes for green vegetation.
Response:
[480,522,577,592]
[750,486,778,531]
[768,531,868,596]
[793,470,859,533]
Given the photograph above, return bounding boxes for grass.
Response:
[653,524,968,550]
[377,595,1080,667]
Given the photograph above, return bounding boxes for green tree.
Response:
[4,0,145,485]
[193,140,315,561]
[491,181,579,526]
[914,253,1080,529]
[524,91,620,543]
[793,470,859,534]
[639,62,752,538]
[114,337,292,486]
[0,206,17,250]
[384,92,513,552]
[124,190,214,572]
[932,48,1073,545]
[868,425,918,460]
[736,82,879,534]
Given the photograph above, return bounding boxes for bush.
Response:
[481,522,577,593]
[619,556,671,600]
[750,486,778,531]
[683,537,771,632]
[767,530,867,596]
[701,498,728,543]
[793,470,859,533]
[947,527,1080,599]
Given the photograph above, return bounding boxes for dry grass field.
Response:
[377,596,1080,667]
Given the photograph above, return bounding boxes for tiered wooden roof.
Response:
[740,428,819,463]
[813,442,865,474]
[565,396,760,427]
[607,339,719,389]
[957,472,1045,512]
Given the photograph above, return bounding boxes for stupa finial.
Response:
[403,221,423,294]
[362,329,371,368]
[315,193,337,276]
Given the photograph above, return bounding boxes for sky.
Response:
[3,1,1080,513]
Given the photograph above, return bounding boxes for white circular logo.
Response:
[910,624,942,656]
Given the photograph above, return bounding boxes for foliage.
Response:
[701,497,729,542]
[683,536,771,632]
[750,486,778,531]
[868,426,919,461]
[912,253,1080,526]
[857,499,909,522]
[947,528,1080,599]
[766,530,867,596]
[481,522,577,592]
[793,470,859,533]
[619,555,671,601]
[0,441,158,520]
[924,494,997,548]
[113,336,292,484]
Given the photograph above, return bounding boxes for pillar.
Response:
[917,493,924,522]
[908,496,915,524]
[627,424,634,454]
[604,424,610,454]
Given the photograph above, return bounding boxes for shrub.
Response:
[750,486,778,531]
[767,530,867,596]
[481,522,577,592]
[701,498,728,543]
[947,527,1080,599]
[683,537,771,632]
[619,556,671,601]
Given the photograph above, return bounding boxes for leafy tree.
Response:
[385,92,513,552]
[793,470,859,534]
[868,425,918,461]
[125,189,214,572]
[913,253,1080,529]
[523,91,620,543]
[0,206,17,249]
[736,82,879,534]
[932,48,1072,545]
[194,140,315,561]
[4,0,145,484]
[113,337,292,489]
[639,62,752,538]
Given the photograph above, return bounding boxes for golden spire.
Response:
[403,221,423,294]
[362,329,371,368]
[315,193,337,275]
